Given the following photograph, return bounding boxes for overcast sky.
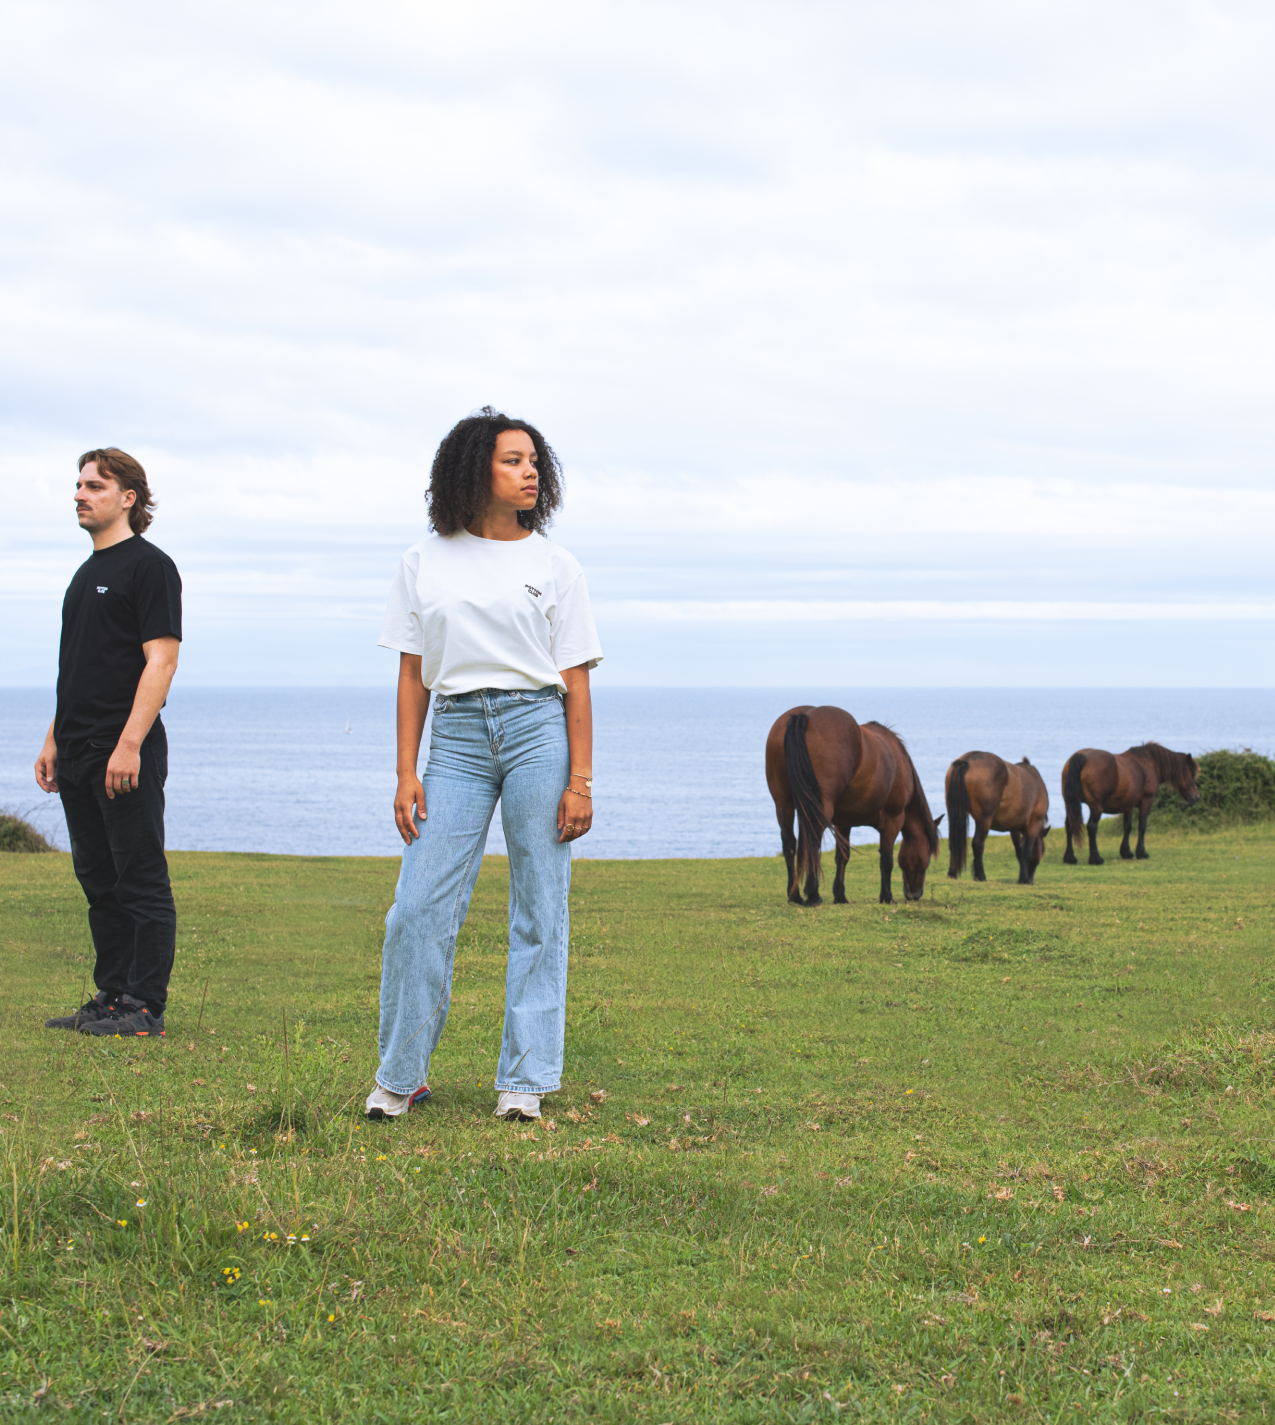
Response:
[3,0,1273,687]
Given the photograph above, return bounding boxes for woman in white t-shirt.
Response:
[366,408,603,1123]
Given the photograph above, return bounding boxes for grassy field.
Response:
[1,821,1273,1422]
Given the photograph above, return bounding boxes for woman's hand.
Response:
[559,663,593,845]
[393,655,429,846]
[557,786,593,843]
[395,773,426,845]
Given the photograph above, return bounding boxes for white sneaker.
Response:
[494,1091,541,1121]
[365,1082,431,1119]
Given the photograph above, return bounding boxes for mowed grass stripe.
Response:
[0,826,1272,1421]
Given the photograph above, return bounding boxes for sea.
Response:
[2,687,1271,860]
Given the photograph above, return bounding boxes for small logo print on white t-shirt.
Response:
[96,586,108,594]
[525,584,542,598]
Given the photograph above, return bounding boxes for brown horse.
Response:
[1062,743,1200,865]
[945,752,1050,885]
[765,705,940,906]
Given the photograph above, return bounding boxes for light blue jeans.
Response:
[376,687,572,1097]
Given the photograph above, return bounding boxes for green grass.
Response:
[0,828,1273,1422]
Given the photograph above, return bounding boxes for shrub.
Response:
[0,810,57,853]
[1150,748,1275,831]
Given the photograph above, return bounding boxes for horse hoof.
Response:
[833,892,848,905]
[1120,850,1134,861]
[1089,855,1104,866]
[973,871,986,883]
[1136,850,1150,860]
[1062,851,1077,865]
[805,896,823,907]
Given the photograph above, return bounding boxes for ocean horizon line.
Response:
[4,682,1274,694]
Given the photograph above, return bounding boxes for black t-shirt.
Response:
[55,535,183,754]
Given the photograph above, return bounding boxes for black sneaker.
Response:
[79,994,165,1038]
[45,991,117,1030]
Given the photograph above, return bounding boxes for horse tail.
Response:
[946,759,971,878]
[1064,752,1087,838]
[784,713,842,894]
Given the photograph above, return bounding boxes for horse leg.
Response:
[779,815,802,903]
[972,818,990,882]
[878,817,903,905]
[1063,820,1077,865]
[783,835,803,902]
[832,826,850,904]
[1136,796,1153,859]
[1086,801,1104,866]
[878,840,894,904]
[1010,829,1026,884]
[1119,811,1134,860]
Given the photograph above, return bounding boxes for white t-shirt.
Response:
[379,528,604,695]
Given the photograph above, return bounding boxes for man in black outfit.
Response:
[35,448,182,1038]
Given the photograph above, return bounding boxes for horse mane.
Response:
[866,722,940,855]
[1124,741,1196,782]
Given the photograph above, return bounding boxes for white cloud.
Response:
[2,0,1273,684]
[597,600,1275,624]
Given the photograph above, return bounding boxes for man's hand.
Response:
[106,636,179,799]
[34,727,59,793]
[105,742,142,799]
[394,773,426,845]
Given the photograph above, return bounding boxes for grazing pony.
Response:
[765,705,940,906]
[1062,743,1200,865]
[945,752,1050,885]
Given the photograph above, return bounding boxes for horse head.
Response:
[1022,822,1050,879]
[1178,754,1201,805]
[899,806,940,901]
[898,832,930,901]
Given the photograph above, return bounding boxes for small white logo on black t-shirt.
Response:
[525,584,542,598]
[96,586,108,594]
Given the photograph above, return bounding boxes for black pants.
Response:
[58,725,176,1015]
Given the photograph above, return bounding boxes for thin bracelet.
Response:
[565,786,592,799]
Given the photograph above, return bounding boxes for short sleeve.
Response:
[135,555,183,643]
[378,555,424,654]
[550,570,604,673]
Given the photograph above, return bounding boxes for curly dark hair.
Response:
[427,406,563,536]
